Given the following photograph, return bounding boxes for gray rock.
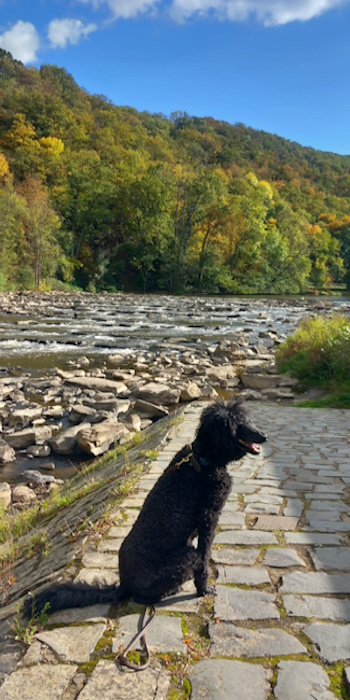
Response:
[113,614,185,654]
[74,568,119,587]
[209,622,306,657]
[284,595,350,621]
[274,661,336,700]
[214,586,279,621]
[253,515,299,530]
[65,376,129,395]
[82,551,118,569]
[0,482,11,508]
[77,419,129,456]
[4,426,52,449]
[281,572,350,594]
[22,469,56,484]
[135,382,180,406]
[0,664,78,700]
[263,548,306,568]
[134,398,169,418]
[26,444,51,458]
[189,659,271,700]
[8,406,43,428]
[0,439,15,463]
[49,422,91,454]
[241,373,278,390]
[77,659,170,700]
[216,565,270,586]
[309,547,350,571]
[303,622,350,663]
[68,404,96,424]
[11,485,36,504]
[36,623,106,663]
[285,533,344,545]
[214,531,278,546]
[180,382,201,402]
[212,548,260,566]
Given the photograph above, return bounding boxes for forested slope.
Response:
[1,49,350,294]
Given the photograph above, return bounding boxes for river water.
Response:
[1,292,349,371]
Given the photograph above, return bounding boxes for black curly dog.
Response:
[26,399,266,616]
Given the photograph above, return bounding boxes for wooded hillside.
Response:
[1,49,350,294]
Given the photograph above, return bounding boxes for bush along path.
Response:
[1,403,350,699]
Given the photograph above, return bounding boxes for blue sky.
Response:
[1,1,350,155]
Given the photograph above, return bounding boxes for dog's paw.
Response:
[202,584,215,596]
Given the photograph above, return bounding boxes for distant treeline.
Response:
[1,49,350,294]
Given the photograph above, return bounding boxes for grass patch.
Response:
[276,314,350,408]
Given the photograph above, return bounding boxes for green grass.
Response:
[276,314,350,407]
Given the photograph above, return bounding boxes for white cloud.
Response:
[77,0,159,20]
[0,20,40,63]
[169,0,348,25]
[48,18,97,48]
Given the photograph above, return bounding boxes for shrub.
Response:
[276,314,350,382]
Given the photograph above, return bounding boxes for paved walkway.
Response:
[1,403,350,699]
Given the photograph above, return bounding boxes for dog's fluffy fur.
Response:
[25,399,266,616]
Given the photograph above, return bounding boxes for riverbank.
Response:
[0,292,348,499]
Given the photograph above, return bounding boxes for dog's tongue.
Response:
[250,443,262,454]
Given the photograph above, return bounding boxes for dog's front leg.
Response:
[194,513,221,596]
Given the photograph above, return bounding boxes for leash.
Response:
[163,444,201,476]
[116,604,156,671]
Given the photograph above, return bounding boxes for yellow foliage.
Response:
[0,153,9,183]
[39,137,64,158]
[308,224,322,236]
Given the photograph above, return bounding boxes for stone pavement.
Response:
[1,403,350,699]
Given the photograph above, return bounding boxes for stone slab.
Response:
[309,547,350,571]
[209,622,306,657]
[218,512,245,528]
[0,664,78,700]
[113,614,185,654]
[281,572,350,594]
[36,623,106,663]
[74,568,119,586]
[263,548,306,568]
[214,586,279,621]
[304,622,350,663]
[82,551,118,569]
[214,531,278,546]
[156,580,202,613]
[216,565,270,586]
[274,661,336,700]
[189,659,271,700]
[77,659,170,700]
[253,515,299,531]
[245,503,280,515]
[285,533,344,546]
[306,521,350,532]
[212,548,260,566]
[284,595,350,621]
[49,604,111,625]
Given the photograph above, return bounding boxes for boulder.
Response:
[68,404,96,424]
[206,365,238,382]
[8,406,43,429]
[64,376,129,396]
[0,482,11,508]
[26,444,51,458]
[135,382,181,406]
[0,438,15,463]
[12,485,36,504]
[180,382,202,402]
[134,399,169,419]
[50,422,92,455]
[22,469,56,484]
[77,419,130,457]
[4,426,52,449]
[240,373,279,390]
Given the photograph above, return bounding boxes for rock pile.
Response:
[0,334,300,504]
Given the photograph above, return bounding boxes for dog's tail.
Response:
[23,581,129,618]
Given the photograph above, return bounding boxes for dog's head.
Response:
[193,399,266,467]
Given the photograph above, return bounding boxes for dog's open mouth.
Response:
[238,439,262,455]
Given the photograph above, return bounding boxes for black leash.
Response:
[116,605,156,671]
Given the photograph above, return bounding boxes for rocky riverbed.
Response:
[0,292,349,507]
